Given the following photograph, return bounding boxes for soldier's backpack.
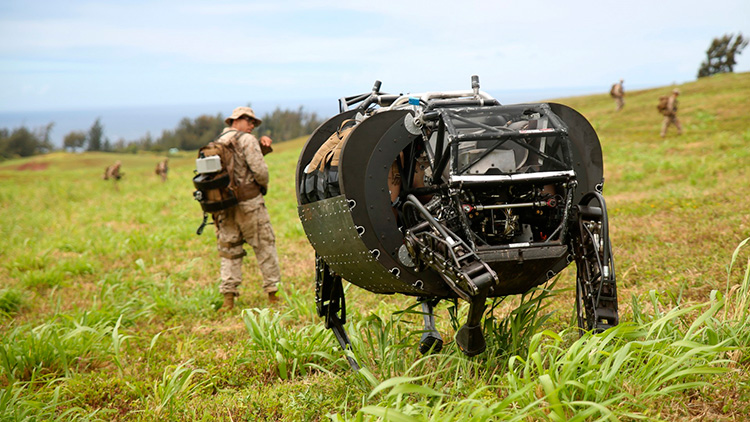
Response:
[609,84,617,97]
[192,131,266,234]
[657,96,670,115]
[193,133,241,214]
[193,130,265,210]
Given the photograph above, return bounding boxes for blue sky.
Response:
[0,0,748,142]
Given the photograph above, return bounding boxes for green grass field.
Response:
[1,72,749,421]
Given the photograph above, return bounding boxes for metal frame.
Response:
[297,77,618,369]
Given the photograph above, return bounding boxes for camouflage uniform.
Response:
[611,79,624,111]
[104,161,122,180]
[213,126,280,297]
[155,159,168,182]
[660,89,682,138]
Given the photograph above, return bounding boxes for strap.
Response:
[219,250,247,259]
[223,132,242,195]
[219,239,245,248]
[196,213,212,235]
[307,123,354,174]
[193,172,231,190]
[200,197,238,213]
[223,130,267,194]
[338,119,357,134]
[214,129,239,142]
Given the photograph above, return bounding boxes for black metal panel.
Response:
[477,245,570,295]
[480,243,573,297]
[548,103,604,200]
[339,111,451,297]
[299,196,424,294]
[477,244,569,262]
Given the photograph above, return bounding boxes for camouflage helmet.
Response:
[225,106,262,126]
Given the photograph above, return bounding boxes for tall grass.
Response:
[150,360,207,416]
[334,280,742,421]
[724,237,750,359]
[0,288,25,316]
[0,320,109,382]
[242,308,339,380]
[0,382,107,421]
[482,278,561,359]
[0,305,146,384]
[226,238,750,420]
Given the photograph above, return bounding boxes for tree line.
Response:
[0,123,55,160]
[154,106,323,151]
[1,106,323,161]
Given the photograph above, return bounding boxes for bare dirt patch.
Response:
[16,162,49,171]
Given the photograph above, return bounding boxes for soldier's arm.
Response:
[259,135,273,155]
[241,133,270,187]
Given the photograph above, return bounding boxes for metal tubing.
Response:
[376,94,400,107]
[405,194,453,243]
[390,89,497,108]
[419,300,443,354]
[433,137,451,182]
[579,191,612,272]
[545,182,575,243]
[449,170,575,185]
[434,118,445,170]
[425,99,499,110]
[475,201,549,210]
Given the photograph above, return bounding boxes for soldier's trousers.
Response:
[661,114,682,137]
[215,196,280,296]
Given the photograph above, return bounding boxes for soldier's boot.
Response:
[218,293,235,312]
[268,292,279,304]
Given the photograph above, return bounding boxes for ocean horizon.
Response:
[0,85,627,148]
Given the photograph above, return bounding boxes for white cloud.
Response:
[0,0,748,111]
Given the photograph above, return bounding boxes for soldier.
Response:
[103,160,122,180]
[660,89,683,138]
[155,158,168,182]
[213,107,280,311]
[103,161,123,190]
[610,79,625,111]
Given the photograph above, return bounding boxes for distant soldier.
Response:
[155,158,168,182]
[610,79,625,111]
[659,89,682,138]
[103,161,123,190]
[103,161,122,180]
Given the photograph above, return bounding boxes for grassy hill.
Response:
[0,72,749,421]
